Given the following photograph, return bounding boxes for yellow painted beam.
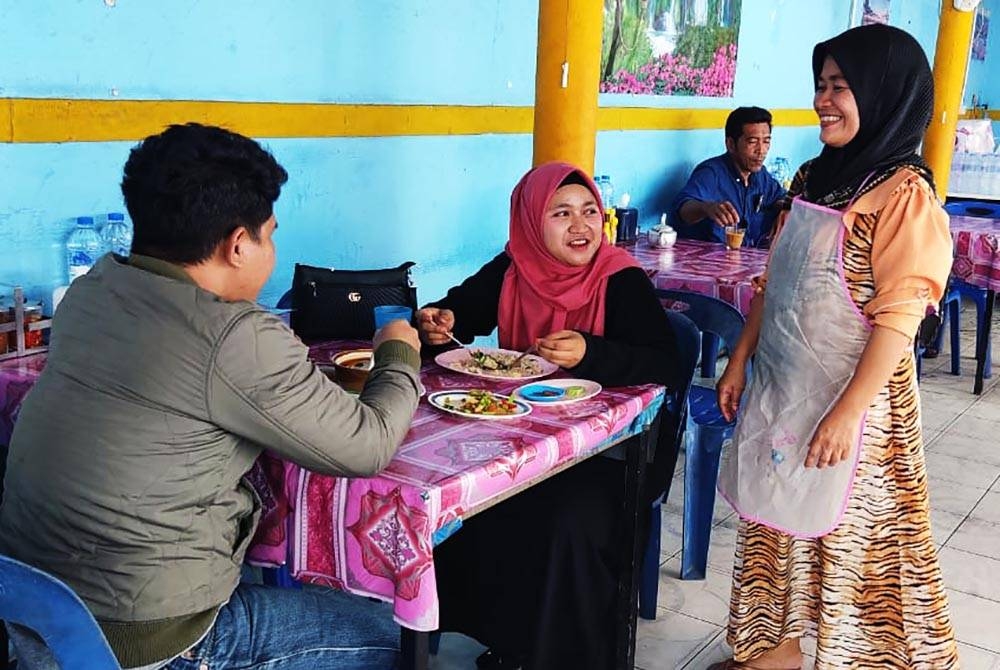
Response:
[4,98,535,143]
[0,99,12,142]
[597,107,818,131]
[959,109,1000,121]
[0,97,822,143]
[532,0,603,173]
[924,4,976,198]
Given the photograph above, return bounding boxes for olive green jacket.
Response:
[0,254,419,665]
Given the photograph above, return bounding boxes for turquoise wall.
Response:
[0,0,943,313]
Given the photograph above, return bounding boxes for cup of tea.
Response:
[724,225,745,250]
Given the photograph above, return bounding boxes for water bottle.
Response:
[65,216,104,282]
[989,155,1000,197]
[101,212,132,257]
[602,175,616,209]
[594,175,609,206]
[771,157,792,190]
[950,153,968,194]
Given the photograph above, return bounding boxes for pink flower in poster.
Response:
[599,45,736,98]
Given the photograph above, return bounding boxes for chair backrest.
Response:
[661,309,702,444]
[655,289,746,355]
[644,309,701,503]
[943,200,1000,219]
[0,554,120,669]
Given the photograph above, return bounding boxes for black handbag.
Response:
[289,261,417,341]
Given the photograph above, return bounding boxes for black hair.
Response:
[558,171,590,189]
[725,106,773,141]
[121,123,288,264]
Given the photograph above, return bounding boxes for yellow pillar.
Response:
[923,3,976,199]
[532,0,603,174]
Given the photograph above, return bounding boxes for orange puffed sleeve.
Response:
[862,176,953,338]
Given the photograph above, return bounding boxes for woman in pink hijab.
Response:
[417,162,686,670]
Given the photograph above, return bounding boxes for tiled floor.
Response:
[434,303,1000,669]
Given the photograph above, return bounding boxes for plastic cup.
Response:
[373,305,413,330]
[724,226,745,250]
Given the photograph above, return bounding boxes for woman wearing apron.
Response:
[711,25,959,669]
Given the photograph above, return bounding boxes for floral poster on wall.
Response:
[599,0,741,97]
[972,5,989,62]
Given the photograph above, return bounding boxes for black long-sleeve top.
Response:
[426,252,684,392]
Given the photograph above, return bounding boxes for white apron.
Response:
[717,196,872,538]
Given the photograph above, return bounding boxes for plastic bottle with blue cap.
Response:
[65,216,104,282]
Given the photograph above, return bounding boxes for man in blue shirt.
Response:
[671,106,786,247]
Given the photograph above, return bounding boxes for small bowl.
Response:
[330,348,374,392]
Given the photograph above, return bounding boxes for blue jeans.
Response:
[165,583,399,670]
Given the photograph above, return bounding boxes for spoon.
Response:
[445,331,467,348]
[507,345,537,369]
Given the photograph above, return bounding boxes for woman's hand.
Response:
[414,307,455,345]
[536,330,586,369]
[804,403,864,468]
[716,360,747,422]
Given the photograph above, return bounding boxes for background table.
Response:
[950,214,1000,394]
[628,236,769,316]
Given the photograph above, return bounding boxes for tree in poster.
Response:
[600,0,741,97]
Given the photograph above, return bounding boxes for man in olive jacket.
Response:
[0,124,420,669]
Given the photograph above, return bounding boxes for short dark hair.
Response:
[121,123,288,264]
[725,106,773,141]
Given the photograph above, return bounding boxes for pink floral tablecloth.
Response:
[950,215,1000,292]
[0,354,45,445]
[627,236,769,315]
[0,341,664,632]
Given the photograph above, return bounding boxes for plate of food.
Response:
[434,347,557,381]
[427,389,532,420]
[512,378,602,405]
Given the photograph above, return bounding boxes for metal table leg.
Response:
[400,628,430,670]
[974,289,996,395]
[615,419,657,670]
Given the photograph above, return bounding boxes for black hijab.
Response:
[804,24,936,207]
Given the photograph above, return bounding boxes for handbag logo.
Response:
[347,291,362,303]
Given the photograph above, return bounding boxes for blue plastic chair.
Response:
[944,201,996,379]
[916,285,962,379]
[0,554,121,669]
[639,308,701,619]
[655,290,746,582]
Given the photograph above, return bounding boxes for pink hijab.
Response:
[497,162,640,351]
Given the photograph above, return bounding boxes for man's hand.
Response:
[536,330,587,369]
[703,200,741,227]
[804,403,863,468]
[414,307,456,345]
[374,319,421,353]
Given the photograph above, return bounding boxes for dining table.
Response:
[948,214,1000,394]
[627,236,769,317]
[0,339,665,670]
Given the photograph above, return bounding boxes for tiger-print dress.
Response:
[726,193,960,668]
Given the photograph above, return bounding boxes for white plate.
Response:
[427,390,532,420]
[434,347,558,381]
[513,378,602,405]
